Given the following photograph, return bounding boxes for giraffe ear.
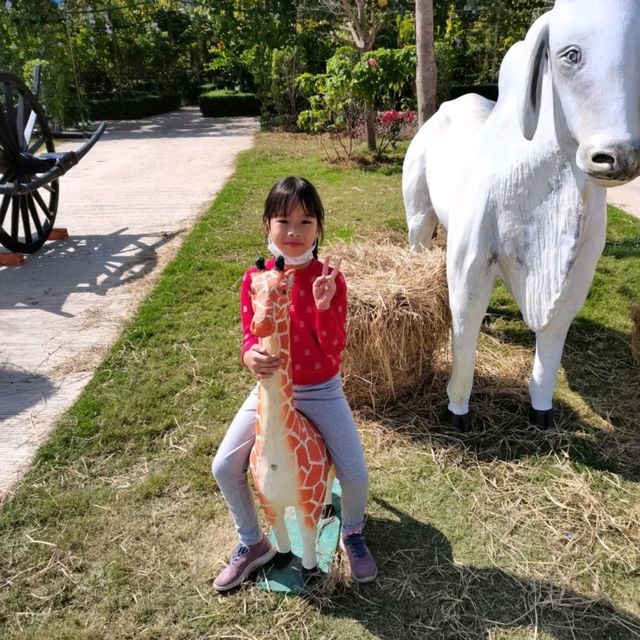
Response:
[255,257,266,271]
[275,256,285,272]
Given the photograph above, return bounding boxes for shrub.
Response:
[198,90,260,117]
[297,46,417,159]
[376,109,417,158]
[89,93,181,120]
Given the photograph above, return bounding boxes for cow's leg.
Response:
[446,251,497,427]
[529,312,573,428]
[403,148,438,251]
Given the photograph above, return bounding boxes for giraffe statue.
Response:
[248,256,333,572]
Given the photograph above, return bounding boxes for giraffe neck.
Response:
[257,309,295,440]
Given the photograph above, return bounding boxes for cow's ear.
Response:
[518,15,549,141]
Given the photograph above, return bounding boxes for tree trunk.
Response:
[416,0,437,126]
[337,0,381,151]
[365,102,376,152]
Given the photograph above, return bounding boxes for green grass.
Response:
[1,133,639,639]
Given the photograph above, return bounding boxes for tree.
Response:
[301,0,393,150]
[415,0,436,125]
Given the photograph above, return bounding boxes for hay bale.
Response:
[632,301,640,364]
[327,237,450,407]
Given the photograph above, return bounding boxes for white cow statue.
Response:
[403,0,640,430]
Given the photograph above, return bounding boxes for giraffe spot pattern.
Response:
[247,265,332,529]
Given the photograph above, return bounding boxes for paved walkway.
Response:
[607,180,640,220]
[0,108,258,500]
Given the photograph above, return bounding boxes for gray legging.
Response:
[212,374,369,546]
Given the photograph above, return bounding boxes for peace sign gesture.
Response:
[313,255,342,311]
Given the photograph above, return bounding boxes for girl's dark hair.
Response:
[263,176,324,258]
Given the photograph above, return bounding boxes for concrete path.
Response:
[0,107,258,500]
[607,180,640,220]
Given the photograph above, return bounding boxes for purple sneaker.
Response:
[213,535,276,592]
[340,527,378,583]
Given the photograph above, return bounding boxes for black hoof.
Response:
[272,551,294,569]
[301,564,322,585]
[529,407,554,429]
[448,410,471,432]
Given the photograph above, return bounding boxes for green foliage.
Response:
[267,46,306,124]
[198,90,260,117]
[1,0,208,125]
[296,47,362,135]
[23,59,80,128]
[89,93,181,120]
[396,12,415,47]
[351,46,416,107]
[297,46,416,132]
[435,0,549,85]
[296,46,416,158]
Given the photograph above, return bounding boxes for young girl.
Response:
[212,176,377,591]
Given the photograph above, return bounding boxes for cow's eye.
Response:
[561,47,581,65]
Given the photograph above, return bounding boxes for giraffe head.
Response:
[249,256,295,338]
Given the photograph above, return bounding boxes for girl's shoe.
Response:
[213,535,276,592]
[340,528,378,583]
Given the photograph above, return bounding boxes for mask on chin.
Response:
[267,237,316,266]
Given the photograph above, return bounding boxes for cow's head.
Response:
[518,0,640,186]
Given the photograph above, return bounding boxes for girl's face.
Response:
[267,202,318,258]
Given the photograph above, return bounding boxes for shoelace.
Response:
[344,533,368,558]
[230,544,250,565]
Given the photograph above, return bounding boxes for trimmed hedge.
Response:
[448,84,499,102]
[89,93,181,120]
[199,90,260,117]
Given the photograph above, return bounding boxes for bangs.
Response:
[270,192,316,218]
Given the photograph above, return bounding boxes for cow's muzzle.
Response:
[578,141,640,186]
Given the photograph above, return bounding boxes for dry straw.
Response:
[327,236,450,408]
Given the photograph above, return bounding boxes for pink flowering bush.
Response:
[375,109,417,158]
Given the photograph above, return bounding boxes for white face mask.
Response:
[267,237,316,266]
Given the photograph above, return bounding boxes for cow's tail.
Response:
[402,127,438,252]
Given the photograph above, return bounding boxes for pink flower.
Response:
[379,110,402,126]
[403,110,416,123]
[367,57,379,67]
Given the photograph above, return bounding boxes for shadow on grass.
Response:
[356,155,405,175]
[325,499,640,640]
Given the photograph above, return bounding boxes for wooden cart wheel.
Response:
[0,70,59,254]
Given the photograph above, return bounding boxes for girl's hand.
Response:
[313,256,342,311]
[243,345,281,378]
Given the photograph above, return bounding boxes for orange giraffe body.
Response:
[248,258,332,569]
